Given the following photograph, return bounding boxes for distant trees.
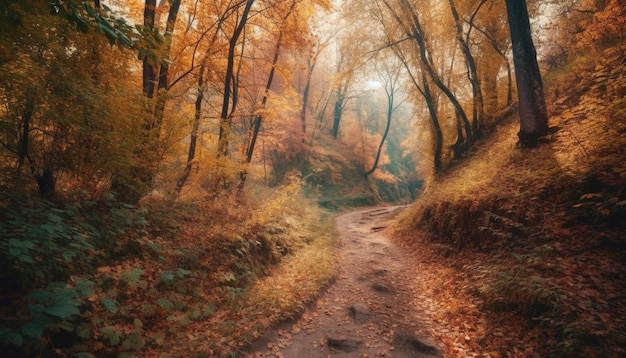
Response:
[363,59,404,178]
[2,0,615,202]
[540,0,625,69]
[356,0,491,175]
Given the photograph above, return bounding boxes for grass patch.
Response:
[245,210,336,322]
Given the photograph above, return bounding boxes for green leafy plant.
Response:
[0,282,82,351]
[100,326,121,346]
[159,268,192,286]
[0,193,148,354]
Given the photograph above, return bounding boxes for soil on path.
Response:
[243,206,442,357]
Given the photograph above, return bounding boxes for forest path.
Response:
[243,206,442,357]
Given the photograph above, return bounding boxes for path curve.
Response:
[244,206,441,357]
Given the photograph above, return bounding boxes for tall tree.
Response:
[331,86,348,138]
[142,0,158,100]
[447,0,484,137]
[365,0,445,173]
[175,2,230,191]
[471,1,513,116]
[176,0,251,191]
[505,0,548,147]
[330,49,356,139]
[151,0,182,131]
[109,0,184,203]
[381,0,473,154]
[239,0,298,189]
[299,29,333,134]
[364,59,404,177]
[217,0,255,158]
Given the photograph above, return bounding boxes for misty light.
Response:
[367,80,382,90]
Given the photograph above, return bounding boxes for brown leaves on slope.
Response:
[392,42,626,357]
[396,233,547,358]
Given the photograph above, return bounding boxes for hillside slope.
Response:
[304,134,417,209]
[392,45,625,356]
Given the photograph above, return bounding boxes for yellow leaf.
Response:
[561,110,575,119]
[580,193,602,200]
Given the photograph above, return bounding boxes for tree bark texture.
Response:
[152,0,181,131]
[505,0,548,147]
[142,0,157,100]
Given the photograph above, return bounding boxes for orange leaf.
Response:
[97,266,112,274]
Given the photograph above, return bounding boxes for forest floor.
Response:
[243,206,442,358]
[243,43,626,358]
[386,45,626,357]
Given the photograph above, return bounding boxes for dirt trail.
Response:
[244,206,441,357]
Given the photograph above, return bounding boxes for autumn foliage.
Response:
[1,0,625,356]
[393,39,626,356]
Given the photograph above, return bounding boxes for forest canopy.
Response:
[2,0,622,200]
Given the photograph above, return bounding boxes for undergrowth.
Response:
[0,192,148,356]
[0,177,336,357]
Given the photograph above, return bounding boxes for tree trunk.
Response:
[451,117,466,160]
[307,89,332,157]
[475,22,515,110]
[218,0,255,158]
[331,93,344,138]
[238,1,296,191]
[505,0,548,147]
[448,0,484,138]
[422,74,443,173]
[18,94,34,169]
[482,58,499,116]
[152,0,181,131]
[239,32,281,190]
[176,18,226,192]
[300,59,315,133]
[393,45,443,174]
[35,168,55,199]
[366,175,384,204]
[142,0,157,101]
[176,63,205,191]
[114,0,159,203]
[364,86,393,177]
